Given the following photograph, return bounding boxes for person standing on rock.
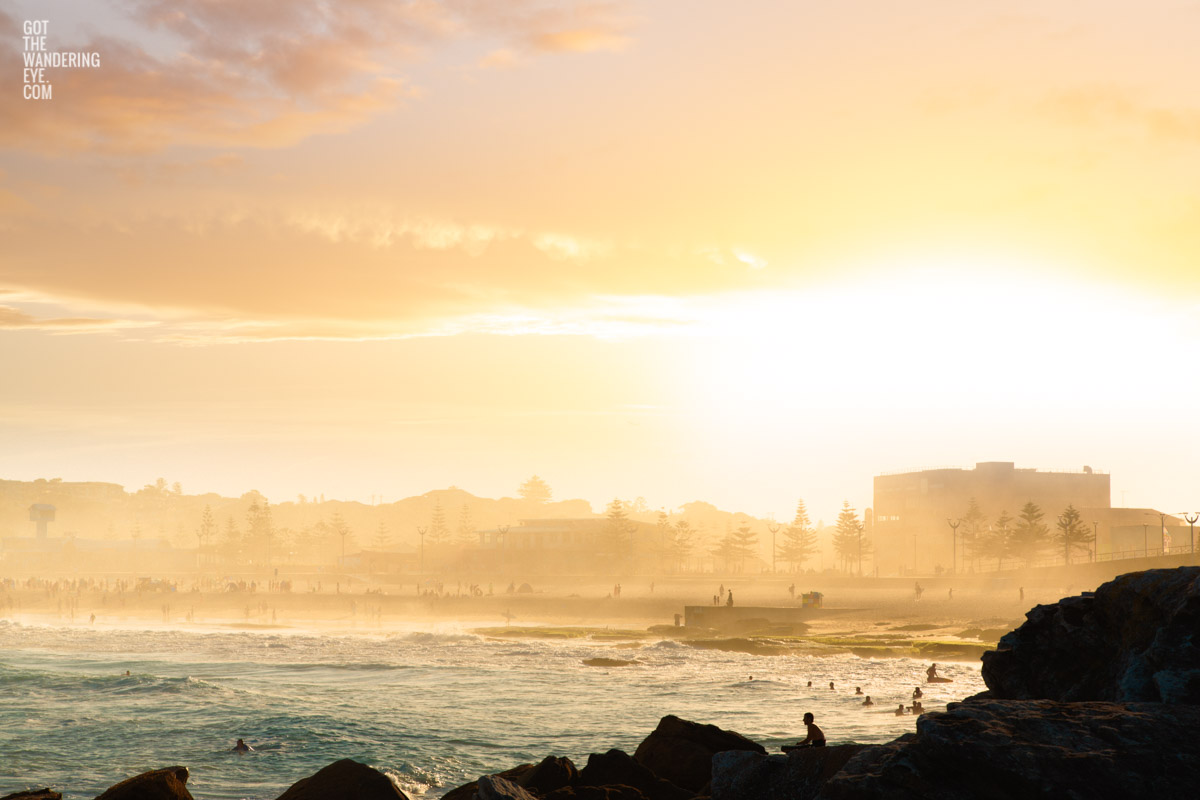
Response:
[726,591,734,607]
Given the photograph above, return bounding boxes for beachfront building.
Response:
[872,461,1111,574]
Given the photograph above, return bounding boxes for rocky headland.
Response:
[6,567,1196,800]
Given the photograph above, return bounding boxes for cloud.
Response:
[149,294,697,345]
[0,1,636,153]
[0,304,150,333]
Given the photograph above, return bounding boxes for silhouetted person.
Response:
[798,712,825,747]
[232,739,252,753]
[913,687,923,699]
[926,663,940,681]
[806,680,812,688]
[862,696,874,707]
[1020,586,1025,601]
[895,704,906,716]
[948,587,953,600]
[726,591,734,607]
[829,681,835,691]
[854,686,863,695]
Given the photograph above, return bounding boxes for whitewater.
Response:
[0,620,984,799]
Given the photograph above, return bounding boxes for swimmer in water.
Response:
[233,739,253,753]
[829,681,835,691]
[913,687,923,699]
[862,696,874,707]
[895,704,906,716]
[854,686,863,695]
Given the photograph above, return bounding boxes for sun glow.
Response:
[672,254,1200,428]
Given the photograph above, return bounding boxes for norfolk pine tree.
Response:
[1054,504,1095,564]
[778,499,819,572]
[1010,502,1051,567]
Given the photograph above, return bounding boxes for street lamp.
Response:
[1057,514,1070,567]
[1091,521,1099,561]
[1181,513,1198,555]
[766,521,781,574]
[946,518,961,574]
[416,526,427,573]
[496,524,510,572]
[1142,511,1168,556]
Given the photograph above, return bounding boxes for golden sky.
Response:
[2,1,1198,521]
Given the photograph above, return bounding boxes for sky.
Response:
[2,0,1199,523]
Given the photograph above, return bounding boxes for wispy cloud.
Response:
[0,304,152,333]
[0,1,635,153]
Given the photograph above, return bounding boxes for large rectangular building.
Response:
[872,462,1111,574]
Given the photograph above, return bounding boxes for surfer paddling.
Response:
[926,663,952,683]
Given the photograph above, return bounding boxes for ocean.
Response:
[0,619,985,799]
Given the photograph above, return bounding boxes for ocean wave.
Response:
[392,631,481,645]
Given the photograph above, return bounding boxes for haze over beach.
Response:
[2,0,1199,517]
[3,1,1200,799]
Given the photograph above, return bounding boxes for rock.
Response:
[441,757,575,800]
[520,756,578,796]
[633,715,766,792]
[94,767,193,800]
[276,759,411,800]
[982,567,1200,703]
[710,745,868,800]
[1,791,61,800]
[578,750,689,800]
[475,775,537,800]
[544,787,647,800]
[817,697,1200,800]
[442,765,534,800]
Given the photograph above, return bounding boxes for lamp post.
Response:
[496,524,509,572]
[416,526,427,573]
[947,518,961,574]
[1143,523,1148,558]
[1182,513,1198,555]
[766,521,781,574]
[1091,521,1099,561]
[1058,514,1070,567]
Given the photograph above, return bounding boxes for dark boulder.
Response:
[441,765,535,800]
[982,567,1200,703]
[94,767,193,800]
[578,750,689,800]
[441,757,575,800]
[521,756,578,796]
[817,697,1200,800]
[632,715,765,792]
[1,791,61,800]
[276,759,411,800]
[545,787,648,800]
[710,745,868,800]
[475,775,537,800]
